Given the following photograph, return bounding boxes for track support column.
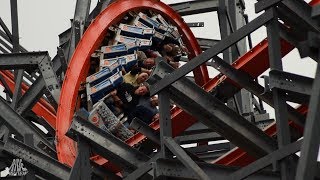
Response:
[266,7,294,180]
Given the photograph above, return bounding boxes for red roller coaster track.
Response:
[1,0,319,173]
[56,0,209,167]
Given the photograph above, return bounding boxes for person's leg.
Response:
[133,106,156,124]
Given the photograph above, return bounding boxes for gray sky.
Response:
[0,1,319,174]
[0,0,315,77]
[0,0,316,78]
[0,0,97,55]
[0,0,318,136]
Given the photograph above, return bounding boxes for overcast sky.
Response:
[0,0,318,119]
[0,0,315,75]
[0,0,319,176]
[0,0,317,121]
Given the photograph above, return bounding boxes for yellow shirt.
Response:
[123,73,139,87]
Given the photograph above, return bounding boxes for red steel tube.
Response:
[0,70,56,128]
[56,0,209,166]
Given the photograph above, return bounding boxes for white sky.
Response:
[0,0,319,176]
[0,0,316,80]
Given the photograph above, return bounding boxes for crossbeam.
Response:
[149,59,277,158]
[66,113,150,173]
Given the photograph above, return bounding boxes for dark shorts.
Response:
[127,105,157,125]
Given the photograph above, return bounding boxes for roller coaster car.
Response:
[56,0,213,169]
[138,12,168,34]
[151,14,170,27]
[153,31,166,42]
[88,101,133,140]
[100,52,138,72]
[87,59,122,86]
[119,23,155,39]
[87,71,123,104]
[150,13,181,41]
[131,16,149,28]
[114,32,137,44]
[138,38,152,50]
[101,44,128,58]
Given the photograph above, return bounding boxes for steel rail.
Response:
[56,0,209,167]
